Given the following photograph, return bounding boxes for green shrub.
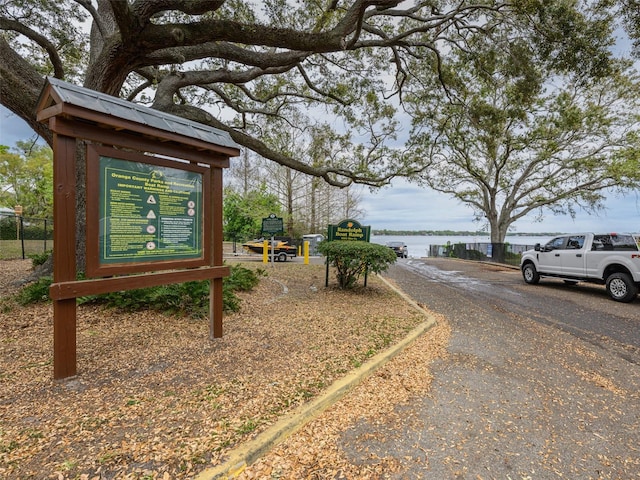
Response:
[504,250,521,266]
[0,216,17,240]
[28,250,52,267]
[16,276,52,305]
[0,216,54,241]
[450,244,486,260]
[318,240,397,289]
[16,264,263,315]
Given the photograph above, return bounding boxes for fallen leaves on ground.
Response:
[0,259,449,479]
[238,315,451,480]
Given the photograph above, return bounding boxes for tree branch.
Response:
[73,0,106,37]
[0,17,64,78]
[0,38,52,144]
[131,0,226,23]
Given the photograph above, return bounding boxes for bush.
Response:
[318,240,397,289]
[0,216,15,240]
[450,244,486,260]
[28,250,52,267]
[16,264,263,316]
[504,251,521,266]
[0,216,54,241]
[16,276,52,305]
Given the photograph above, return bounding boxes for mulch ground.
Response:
[0,258,450,479]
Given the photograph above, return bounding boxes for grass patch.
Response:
[0,240,53,260]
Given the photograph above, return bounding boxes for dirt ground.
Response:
[0,258,450,479]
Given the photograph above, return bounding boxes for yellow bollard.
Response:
[304,241,310,265]
[263,239,269,264]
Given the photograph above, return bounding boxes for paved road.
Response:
[339,258,640,479]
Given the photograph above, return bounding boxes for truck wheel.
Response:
[606,272,638,302]
[278,252,287,262]
[522,263,540,284]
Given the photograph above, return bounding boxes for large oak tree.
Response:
[1,0,632,187]
[404,21,640,258]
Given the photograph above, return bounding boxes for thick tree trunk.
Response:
[491,242,506,263]
[489,216,510,263]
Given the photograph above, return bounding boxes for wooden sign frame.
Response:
[36,78,240,379]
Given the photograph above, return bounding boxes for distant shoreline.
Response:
[372,231,563,237]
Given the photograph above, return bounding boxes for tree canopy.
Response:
[2,0,636,189]
[404,22,640,245]
[0,140,53,217]
[223,185,281,241]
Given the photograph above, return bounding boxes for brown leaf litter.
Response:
[0,259,449,479]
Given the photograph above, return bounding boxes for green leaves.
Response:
[404,14,640,243]
[17,264,262,315]
[223,187,282,241]
[318,240,397,289]
[0,141,53,217]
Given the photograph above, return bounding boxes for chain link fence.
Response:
[0,213,54,260]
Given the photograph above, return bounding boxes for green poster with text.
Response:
[99,156,203,264]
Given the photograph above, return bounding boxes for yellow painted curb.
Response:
[195,275,437,480]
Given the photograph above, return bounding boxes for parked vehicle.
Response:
[387,241,408,258]
[242,238,297,262]
[520,233,640,302]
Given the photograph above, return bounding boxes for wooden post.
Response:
[52,134,77,379]
[210,167,224,339]
[14,205,22,240]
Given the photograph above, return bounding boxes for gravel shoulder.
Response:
[0,259,449,478]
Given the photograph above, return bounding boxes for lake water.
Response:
[371,234,555,258]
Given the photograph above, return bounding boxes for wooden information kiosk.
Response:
[36,77,240,379]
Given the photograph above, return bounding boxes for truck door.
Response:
[560,235,587,276]
[538,236,566,275]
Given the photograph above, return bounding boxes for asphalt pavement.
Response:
[203,257,639,479]
[337,258,640,479]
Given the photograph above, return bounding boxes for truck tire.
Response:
[522,262,540,284]
[278,252,288,262]
[606,272,638,302]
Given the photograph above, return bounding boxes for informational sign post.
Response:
[325,219,371,286]
[327,219,371,242]
[38,77,240,380]
[262,213,284,236]
[261,213,284,266]
[86,145,211,277]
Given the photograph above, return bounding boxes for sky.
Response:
[359,178,640,234]
[2,104,639,234]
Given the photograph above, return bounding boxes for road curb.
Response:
[194,275,438,480]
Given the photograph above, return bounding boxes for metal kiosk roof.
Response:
[36,76,240,163]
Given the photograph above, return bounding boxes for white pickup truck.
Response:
[520,233,640,302]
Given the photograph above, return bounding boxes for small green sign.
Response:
[99,156,203,264]
[327,219,370,242]
[262,213,284,235]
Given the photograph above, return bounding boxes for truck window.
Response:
[611,234,639,250]
[566,235,585,249]
[593,234,639,251]
[546,237,566,250]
